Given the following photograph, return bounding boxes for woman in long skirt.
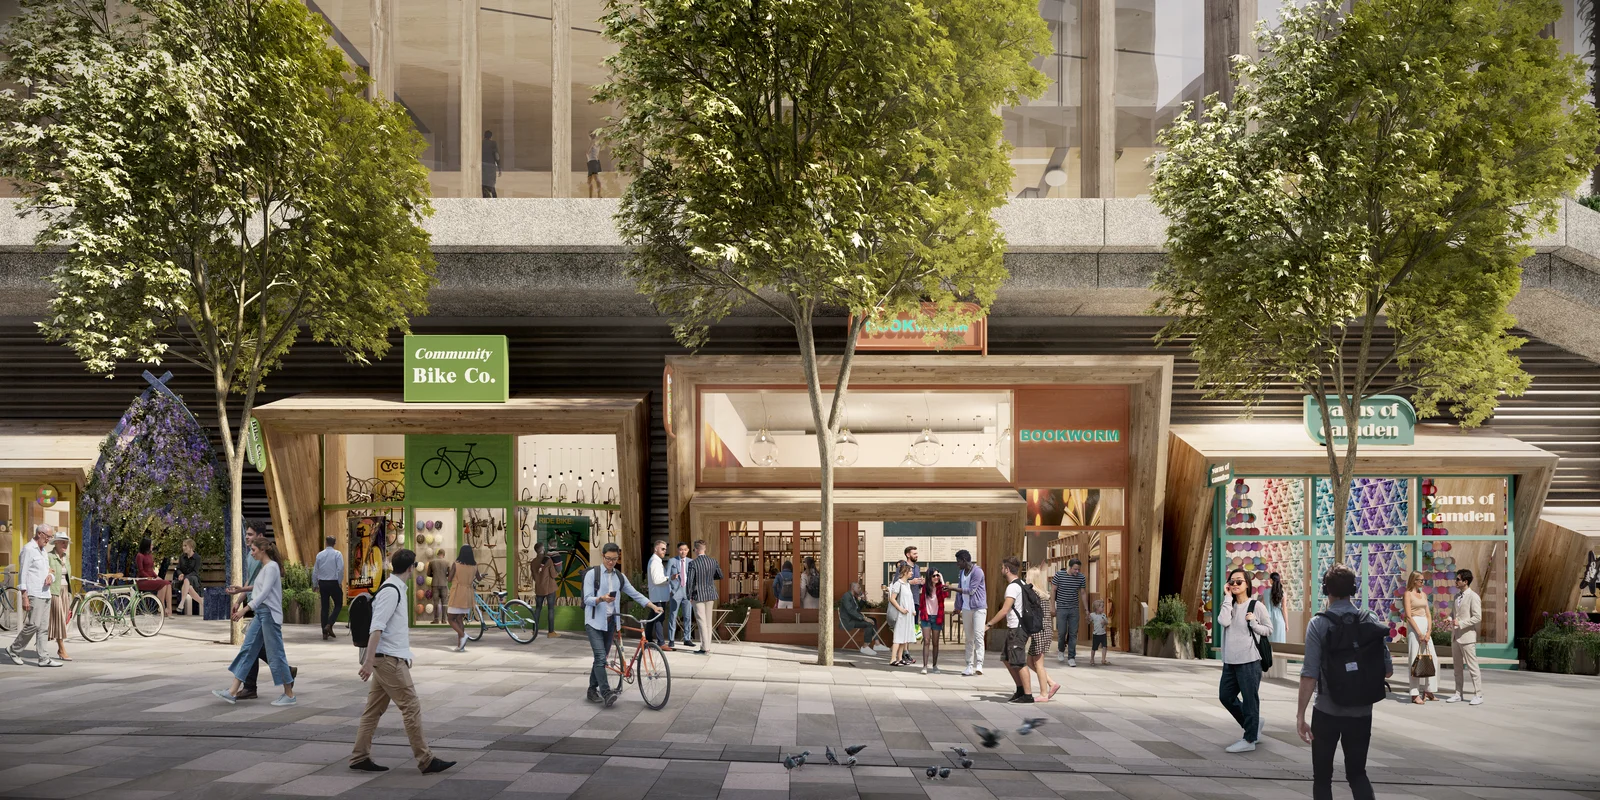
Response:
[888,561,916,666]
[1405,571,1439,703]
[47,533,72,661]
[214,538,296,706]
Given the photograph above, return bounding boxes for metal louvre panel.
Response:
[0,318,1595,535]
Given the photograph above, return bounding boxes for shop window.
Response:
[1024,488,1122,527]
[1025,528,1125,649]
[1222,539,1308,643]
[311,0,372,74]
[1315,540,1413,642]
[698,389,1014,486]
[567,0,629,198]
[723,520,827,607]
[1004,0,1082,198]
[480,0,554,197]
[1314,477,1410,537]
[396,0,464,194]
[1419,538,1509,644]
[1420,477,1507,536]
[1225,478,1304,536]
[1114,0,1204,197]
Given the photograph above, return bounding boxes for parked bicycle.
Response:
[603,609,671,710]
[420,442,497,489]
[463,585,537,643]
[0,568,18,632]
[70,575,165,641]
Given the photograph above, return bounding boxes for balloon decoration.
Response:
[35,484,59,508]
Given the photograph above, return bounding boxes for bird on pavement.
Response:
[975,726,1003,748]
[950,746,969,758]
[1017,718,1048,736]
[844,756,858,768]
[925,765,939,779]
[782,751,809,770]
[938,767,951,779]
[844,744,868,756]
[958,757,973,769]
[825,747,839,766]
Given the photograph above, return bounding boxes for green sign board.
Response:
[403,334,509,403]
[404,434,513,507]
[1208,462,1233,487]
[537,515,593,598]
[1303,395,1416,446]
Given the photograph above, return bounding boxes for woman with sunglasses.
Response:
[1217,568,1272,753]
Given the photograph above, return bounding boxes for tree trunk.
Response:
[214,383,246,645]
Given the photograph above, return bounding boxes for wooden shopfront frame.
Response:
[665,355,1174,636]
[1165,423,1559,655]
[251,394,650,592]
[0,421,112,584]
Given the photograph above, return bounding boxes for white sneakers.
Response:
[1225,739,1256,753]
[874,644,890,654]
[961,668,975,676]
[1068,658,1077,668]
[1469,696,1484,706]
[859,646,876,656]
[271,695,297,707]
[1057,652,1066,663]
[1445,693,1484,706]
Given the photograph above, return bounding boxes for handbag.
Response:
[1248,600,1274,670]
[1412,652,1436,678]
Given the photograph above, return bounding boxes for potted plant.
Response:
[1527,611,1600,675]
[281,564,315,625]
[1142,595,1202,659]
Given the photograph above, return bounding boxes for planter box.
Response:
[1144,631,1196,660]
[1574,646,1600,676]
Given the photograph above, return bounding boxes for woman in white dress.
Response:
[1267,572,1288,644]
[888,561,916,667]
[1405,570,1439,703]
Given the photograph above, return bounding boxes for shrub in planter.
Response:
[720,597,766,640]
[1527,611,1600,675]
[1142,595,1203,659]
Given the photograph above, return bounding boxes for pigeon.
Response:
[938,767,951,779]
[825,747,839,766]
[950,746,969,758]
[1017,718,1048,736]
[844,756,858,768]
[975,725,1003,748]
[925,765,939,779]
[844,744,868,756]
[958,757,973,769]
[782,751,809,770]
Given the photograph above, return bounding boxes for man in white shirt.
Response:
[646,540,671,646]
[350,549,454,775]
[312,536,346,640]
[6,525,62,667]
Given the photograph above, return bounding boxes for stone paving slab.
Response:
[0,616,1597,799]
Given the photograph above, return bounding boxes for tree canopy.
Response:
[1150,0,1598,552]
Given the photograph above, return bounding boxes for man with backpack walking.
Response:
[583,542,662,703]
[984,557,1058,703]
[349,549,454,775]
[1297,564,1392,800]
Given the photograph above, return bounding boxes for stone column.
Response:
[461,0,482,197]
[1205,0,1256,105]
[1080,0,1115,198]
[552,0,572,198]
[369,0,394,101]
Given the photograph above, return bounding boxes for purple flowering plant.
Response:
[83,391,225,562]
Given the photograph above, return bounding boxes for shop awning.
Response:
[1170,422,1559,475]
[688,487,1027,523]
[251,392,646,434]
[0,420,113,484]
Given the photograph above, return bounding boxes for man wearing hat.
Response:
[5,524,63,667]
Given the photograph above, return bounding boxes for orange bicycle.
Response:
[603,609,671,709]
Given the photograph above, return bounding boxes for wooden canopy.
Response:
[1522,508,1600,635]
[1164,423,1559,618]
[250,393,649,568]
[0,420,113,484]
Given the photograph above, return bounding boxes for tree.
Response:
[1150,0,1598,557]
[600,0,1045,663]
[0,0,435,639]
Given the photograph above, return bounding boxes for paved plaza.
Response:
[0,616,1596,800]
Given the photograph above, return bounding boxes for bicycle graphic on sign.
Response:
[420,442,498,489]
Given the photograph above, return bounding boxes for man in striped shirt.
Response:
[1051,559,1087,667]
[685,540,723,656]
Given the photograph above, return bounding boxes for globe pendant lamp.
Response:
[834,428,860,467]
[910,427,941,466]
[900,451,917,467]
[995,427,1013,468]
[749,428,780,467]
[969,451,985,467]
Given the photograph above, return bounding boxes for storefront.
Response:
[252,335,649,629]
[1165,410,1558,663]
[0,421,109,594]
[666,353,1173,651]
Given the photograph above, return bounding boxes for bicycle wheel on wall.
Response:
[467,604,486,641]
[132,594,165,637]
[0,588,17,631]
[636,641,671,710]
[78,595,114,642]
[502,599,536,644]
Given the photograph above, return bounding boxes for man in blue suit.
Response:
[666,542,695,650]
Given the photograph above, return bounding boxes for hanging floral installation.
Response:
[82,389,224,576]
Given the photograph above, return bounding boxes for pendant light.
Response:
[834,429,860,467]
[910,394,941,466]
[749,391,780,466]
[901,414,917,467]
[969,414,986,466]
[996,424,1013,469]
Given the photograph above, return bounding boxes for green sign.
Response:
[537,515,593,599]
[403,334,509,403]
[404,435,513,507]
[244,416,266,471]
[1208,462,1233,487]
[1303,395,1416,446]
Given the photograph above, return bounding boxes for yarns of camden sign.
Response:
[1302,395,1416,446]
[403,335,509,402]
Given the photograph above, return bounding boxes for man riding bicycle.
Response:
[582,542,661,704]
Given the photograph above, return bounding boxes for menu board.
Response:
[884,536,931,564]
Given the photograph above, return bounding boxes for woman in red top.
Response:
[916,570,950,674]
[134,537,173,616]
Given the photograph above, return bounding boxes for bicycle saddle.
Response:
[493,590,508,598]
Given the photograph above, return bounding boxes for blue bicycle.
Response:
[464,586,537,644]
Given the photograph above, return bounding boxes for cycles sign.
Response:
[404,435,512,507]
[403,334,509,403]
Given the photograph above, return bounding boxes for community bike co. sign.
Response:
[403,334,510,402]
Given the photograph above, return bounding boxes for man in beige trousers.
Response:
[350,549,454,774]
[1445,568,1483,706]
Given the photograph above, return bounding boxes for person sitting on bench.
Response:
[840,582,888,656]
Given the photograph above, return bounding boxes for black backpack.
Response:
[350,582,400,649]
[1248,600,1274,671]
[776,571,792,602]
[1316,609,1390,706]
[1014,579,1045,635]
[805,571,820,598]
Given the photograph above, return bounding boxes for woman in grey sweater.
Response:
[1217,568,1273,753]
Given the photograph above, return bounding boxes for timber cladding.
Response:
[665,354,1174,617]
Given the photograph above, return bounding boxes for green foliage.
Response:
[286,587,318,621]
[1431,629,1452,650]
[282,562,312,594]
[601,0,1045,663]
[1579,194,1600,213]
[1527,612,1600,674]
[721,596,767,635]
[1142,594,1204,655]
[0,0,436,590]
[1149,0,1598,551]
